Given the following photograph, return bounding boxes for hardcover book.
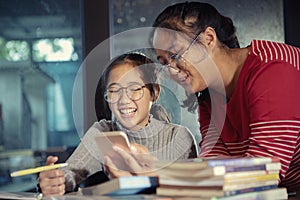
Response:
[158,173,279,187]
[153,157,280,170]
[156,162,281,179]
[212,187,288,200]
[79,176,159,196]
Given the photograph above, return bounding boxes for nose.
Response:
[176,70,187,80]
[118,89,131,104]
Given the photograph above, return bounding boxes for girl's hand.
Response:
[104,155,132,178]
[104,143,157,178]
[38,156,65,196]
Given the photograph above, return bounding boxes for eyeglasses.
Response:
[104,83,148,103]
[163,31,202,75]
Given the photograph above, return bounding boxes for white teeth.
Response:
[179,76,188,83]
[119,108,136,114]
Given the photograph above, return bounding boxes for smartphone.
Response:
[94,131,131,171]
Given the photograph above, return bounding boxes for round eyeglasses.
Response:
[104,83,148,103]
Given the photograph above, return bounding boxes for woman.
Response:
[154,1,300,192]
[38,53,197,196]
[108,2,300,193]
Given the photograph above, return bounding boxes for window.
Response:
[0,0,82,191]
[33,38,78,62]
[0,38,30,61]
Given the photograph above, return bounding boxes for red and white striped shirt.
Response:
[198,40,300,192]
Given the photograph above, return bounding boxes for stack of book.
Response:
[153,157,288,200]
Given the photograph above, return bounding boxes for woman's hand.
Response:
[38,156,65,196]
[104,143,157,178]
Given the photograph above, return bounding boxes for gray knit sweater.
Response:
[63,116,197,191]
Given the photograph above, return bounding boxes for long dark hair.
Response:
[94,53,158,121]
[152,2,240,112]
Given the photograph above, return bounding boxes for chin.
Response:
[119,119,134,127]
[121,121,142,130]
[182,84,198,94]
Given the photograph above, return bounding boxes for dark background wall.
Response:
[284,0,300,47]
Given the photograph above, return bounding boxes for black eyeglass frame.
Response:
[164,31,203,75]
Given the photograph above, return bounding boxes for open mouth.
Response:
[178,74,189,84]
[178,75,195,93]
[119,108,137,115]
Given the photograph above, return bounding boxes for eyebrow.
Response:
[107,83,119,88]
[107,81,144,87]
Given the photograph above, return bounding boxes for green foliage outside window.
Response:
[0,37,30,62]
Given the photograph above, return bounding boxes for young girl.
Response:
[38,53,198,196]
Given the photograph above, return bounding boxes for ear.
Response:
[200,26,217,49]
[152,84,160,102]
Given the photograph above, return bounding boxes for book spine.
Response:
[224,173,279,184]
[213,188,287,200]
[119,176,158,188]
[207,157,279,167]
[225,162,281,172]
[224,170,278,179]
[224,184,277,196]
[223,180,278,191]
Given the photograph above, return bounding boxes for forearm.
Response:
[245,120,300,181]
[199,123,230,157]
[63,142,103,191]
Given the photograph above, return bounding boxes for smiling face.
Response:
[153,28,209,94]
[107,63,154,131]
